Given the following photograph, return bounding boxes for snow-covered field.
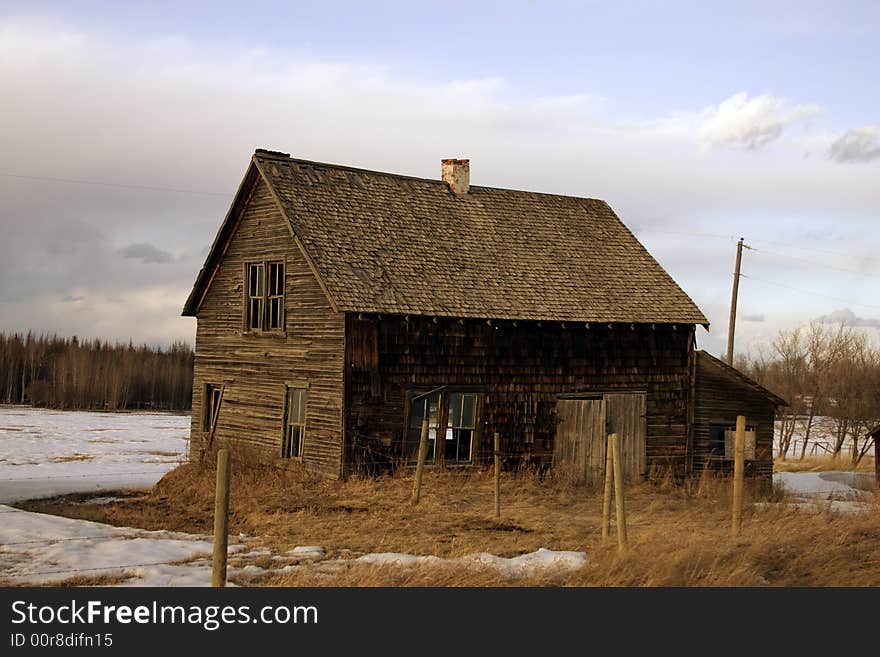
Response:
[0,406,206,585]
[0,405,190,503]
[0,407,874,586]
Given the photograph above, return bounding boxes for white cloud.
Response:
[816,308,880,328]
[696,92,821,151]
[828,127,880,163]
[625,92,821,154]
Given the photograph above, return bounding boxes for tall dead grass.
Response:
[20,453,880,587]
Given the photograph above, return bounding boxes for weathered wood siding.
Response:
[692,353,775,481]
[344,315,692,476]
[190,176,345,477]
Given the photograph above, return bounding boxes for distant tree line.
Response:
[0,332,193,411]
[740,322,880,465]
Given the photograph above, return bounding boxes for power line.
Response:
[0,172,229,197]
[639,228,864,259]
[740,274,880,310]
[638,228,738,242]
[744,235,858,259]
[640,228,878,280]
[749,247,879,279]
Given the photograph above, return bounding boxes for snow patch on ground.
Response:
[0,505,229,585]
[459,548,587,576]
[288,546,326,560]
[356,552,443,567]
[354,547,587,577]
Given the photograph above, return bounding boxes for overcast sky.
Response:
[1,1,878,358]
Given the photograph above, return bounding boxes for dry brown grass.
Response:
[774,455,875,473]
[51,453,95,463]
[19,453,880,587]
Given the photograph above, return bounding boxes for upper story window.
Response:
[245,261,284,332]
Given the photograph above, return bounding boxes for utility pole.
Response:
[726,238,744,365]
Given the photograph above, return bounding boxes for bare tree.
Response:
[765,327,807,460]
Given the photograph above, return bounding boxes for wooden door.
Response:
[554,398,606,483]
[605,392,647,480]
[554,393,646,483]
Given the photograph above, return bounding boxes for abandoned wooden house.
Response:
[182,149,782,481]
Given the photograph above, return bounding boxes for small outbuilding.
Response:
[691,350,787,482]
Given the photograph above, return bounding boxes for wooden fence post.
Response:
[731,414,745,538]
[611,433,627,550]
[601,433,614,541]
[411,416,430,505]
[212,448,231,587]
[494,432,501,518]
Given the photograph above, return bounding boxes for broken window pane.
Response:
[282,387,308,458]
[204,384,222,432]
[445,393,478,462]
[406,392,440,463]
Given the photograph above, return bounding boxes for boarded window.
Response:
[203,384,222,433]
[245,261,284,331]
[282,387,308,459]
[724,425,757,460]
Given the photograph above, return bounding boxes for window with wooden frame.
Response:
[444,392,478,462]
[203,384,222,433]
[266,261,285,330]
[405,390,480,464]
[282,386,308,459]
[245,260,284,332]
[406,393,441,463]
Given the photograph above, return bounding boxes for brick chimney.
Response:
[441,158,470,194]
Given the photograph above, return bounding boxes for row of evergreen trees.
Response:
[0,332,193,411]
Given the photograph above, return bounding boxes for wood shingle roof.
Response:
[183,149,708,325]
[696,350,788,407]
